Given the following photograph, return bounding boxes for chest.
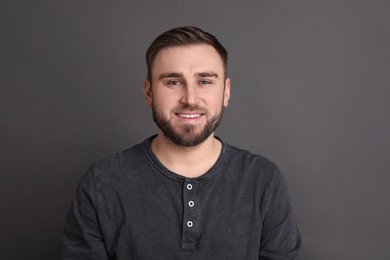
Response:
[97,173,265,259]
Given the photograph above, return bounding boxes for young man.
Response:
[63,26,301,259]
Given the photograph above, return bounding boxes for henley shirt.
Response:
[63,136,301,259]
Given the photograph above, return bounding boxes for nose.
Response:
[180,84,199,106]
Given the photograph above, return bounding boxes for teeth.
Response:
[179,114,201,119]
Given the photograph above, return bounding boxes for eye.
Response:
[166,80,181,87]
[199,80,212,85]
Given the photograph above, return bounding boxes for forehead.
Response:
[152,44,224,76]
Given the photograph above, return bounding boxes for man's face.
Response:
[144,44,230,147]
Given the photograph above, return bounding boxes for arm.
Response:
[259,170,301,260]
[62,165,110,260]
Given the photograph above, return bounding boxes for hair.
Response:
[145,26,228,82]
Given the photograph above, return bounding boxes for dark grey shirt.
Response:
[63,136,301,259]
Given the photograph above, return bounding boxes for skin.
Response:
[144,44,231,178]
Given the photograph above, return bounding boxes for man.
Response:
[63,26,301,259]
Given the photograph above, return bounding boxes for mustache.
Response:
[173,105,206,113]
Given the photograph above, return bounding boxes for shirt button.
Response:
[188,201,194,207]
[186,184,193,190]
[187,221,193,228]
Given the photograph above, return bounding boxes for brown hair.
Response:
[145,26,228,82]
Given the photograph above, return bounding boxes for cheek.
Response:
[152,94,176,110]
[207,98,225,112]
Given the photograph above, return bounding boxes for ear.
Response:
[144,80,153,107]
[223,78,231,107]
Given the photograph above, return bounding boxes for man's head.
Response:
[146,26,228,83]
[144,27,230,147]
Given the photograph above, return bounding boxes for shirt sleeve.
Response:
[259,168,302,260]
[62,165,110,260]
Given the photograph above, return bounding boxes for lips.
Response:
[177,113,202,119]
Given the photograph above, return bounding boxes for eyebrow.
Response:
[157,71,219,80]
[158,72,183,80]
[196,71,219,78]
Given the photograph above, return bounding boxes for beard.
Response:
[152,104,224,147]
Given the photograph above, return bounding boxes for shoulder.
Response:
[82,137,154,184]
[223,143,286,189]
[92,142,145,174]
[225,144,280,174]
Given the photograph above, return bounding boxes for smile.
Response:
[177,113,203,119]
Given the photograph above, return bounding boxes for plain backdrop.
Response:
[1,0,389,259]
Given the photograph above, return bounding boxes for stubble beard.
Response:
[152,104,224,147]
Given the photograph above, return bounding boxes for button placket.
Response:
[185,182,196,226]
[181,180,198,250]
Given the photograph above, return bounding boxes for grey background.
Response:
[1,0,389,259]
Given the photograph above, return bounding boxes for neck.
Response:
[151,131,222,178]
